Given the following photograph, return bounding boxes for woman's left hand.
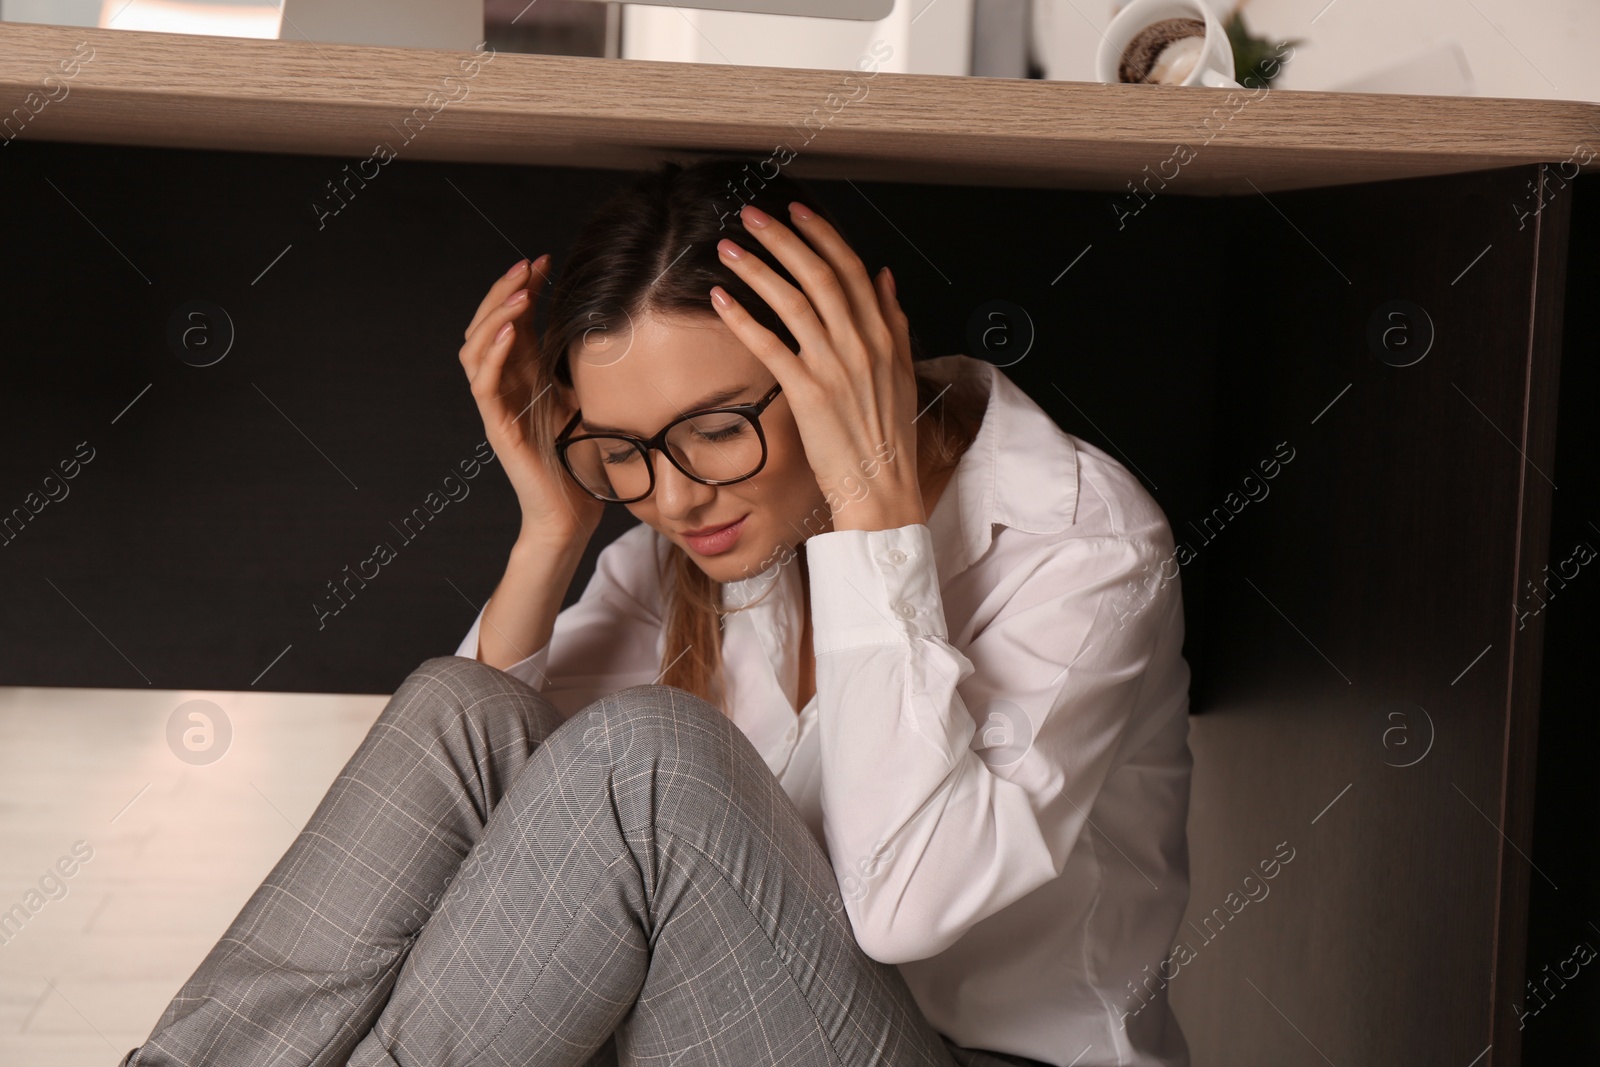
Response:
[708,201,925,533]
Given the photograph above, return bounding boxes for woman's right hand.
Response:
[460,256,605,547]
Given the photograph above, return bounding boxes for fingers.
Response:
[730,205,850,337]
[470,319,518,405]
[873,265,912,371]
[780,203,894,354]
[459,256,550,390]
[718,204,890,371]
[716,234,835,362]
[459,299,521,394]
[709,285,814,404]
[465,323,534,437]
[465,254,550,342]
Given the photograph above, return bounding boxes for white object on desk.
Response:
[1095,0,1242,88]
[621,0,975,76]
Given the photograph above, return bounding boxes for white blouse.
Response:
[455,354,1194,1067]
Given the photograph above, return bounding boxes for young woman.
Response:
[119,158,1194,1067]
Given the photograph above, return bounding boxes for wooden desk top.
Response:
[4,21,1598,194]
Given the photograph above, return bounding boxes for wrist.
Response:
[827,495,926,533]
[512,526,590,567]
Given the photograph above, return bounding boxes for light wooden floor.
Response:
[2,682,1379,1067]
[0,683,389,1067]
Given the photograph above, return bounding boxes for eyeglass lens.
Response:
[564,410,764,501]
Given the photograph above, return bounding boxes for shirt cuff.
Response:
[455,609,551,691]
[500,645,551,691]
[805,522,947,655]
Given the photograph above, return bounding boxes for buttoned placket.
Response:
[725,557,809,772]
[771,603,802,748]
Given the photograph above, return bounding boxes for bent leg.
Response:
[347,683,961,1067]
[122,656,572,1067]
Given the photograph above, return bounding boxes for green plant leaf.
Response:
[1223,11,1303,88]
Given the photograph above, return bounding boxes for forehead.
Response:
[569,311,765,434]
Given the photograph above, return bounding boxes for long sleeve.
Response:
[805,521,1183,965]
[454,522,669,719]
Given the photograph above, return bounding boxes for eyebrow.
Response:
[581,384,755,436]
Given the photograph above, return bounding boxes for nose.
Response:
[650,450,715,517]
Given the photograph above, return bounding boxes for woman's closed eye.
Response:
[696,422,748,442]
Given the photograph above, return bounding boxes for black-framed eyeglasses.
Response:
[555,381,784,504]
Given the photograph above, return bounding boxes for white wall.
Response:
[1033,0,1600,101]
[621,0,975,76]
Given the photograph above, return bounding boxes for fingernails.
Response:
[495,321,514,343]
[505,258,528,278]
[710,286,732,310]
[718,239,745,261]
[503,289,529,306]
[883,266,896,298]
[789,202,814,221]
[740,204,772,228]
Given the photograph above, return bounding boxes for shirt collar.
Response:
[720,353,1080,606]
[920,354,1080,581]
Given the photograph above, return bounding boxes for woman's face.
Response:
[566,309,831,584]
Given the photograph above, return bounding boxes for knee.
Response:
[615,682,723,720]
[593,682,726,734]
[409,654,498,690]
[382,654,561,738]
[401,654,507,706]
[543,683,773,833]
[559,683,747,771]
[475,684,796,862]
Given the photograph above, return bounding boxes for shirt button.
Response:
[894,601,916,619]
[886,549,908,565]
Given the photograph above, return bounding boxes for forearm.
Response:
[474,532,590,671]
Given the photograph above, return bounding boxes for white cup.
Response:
[1096,0,1243,89]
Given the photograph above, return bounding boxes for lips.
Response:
[681,515,748,556]
[681,517,743,537]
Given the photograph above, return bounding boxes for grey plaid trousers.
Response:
[118,655,1051,1067]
